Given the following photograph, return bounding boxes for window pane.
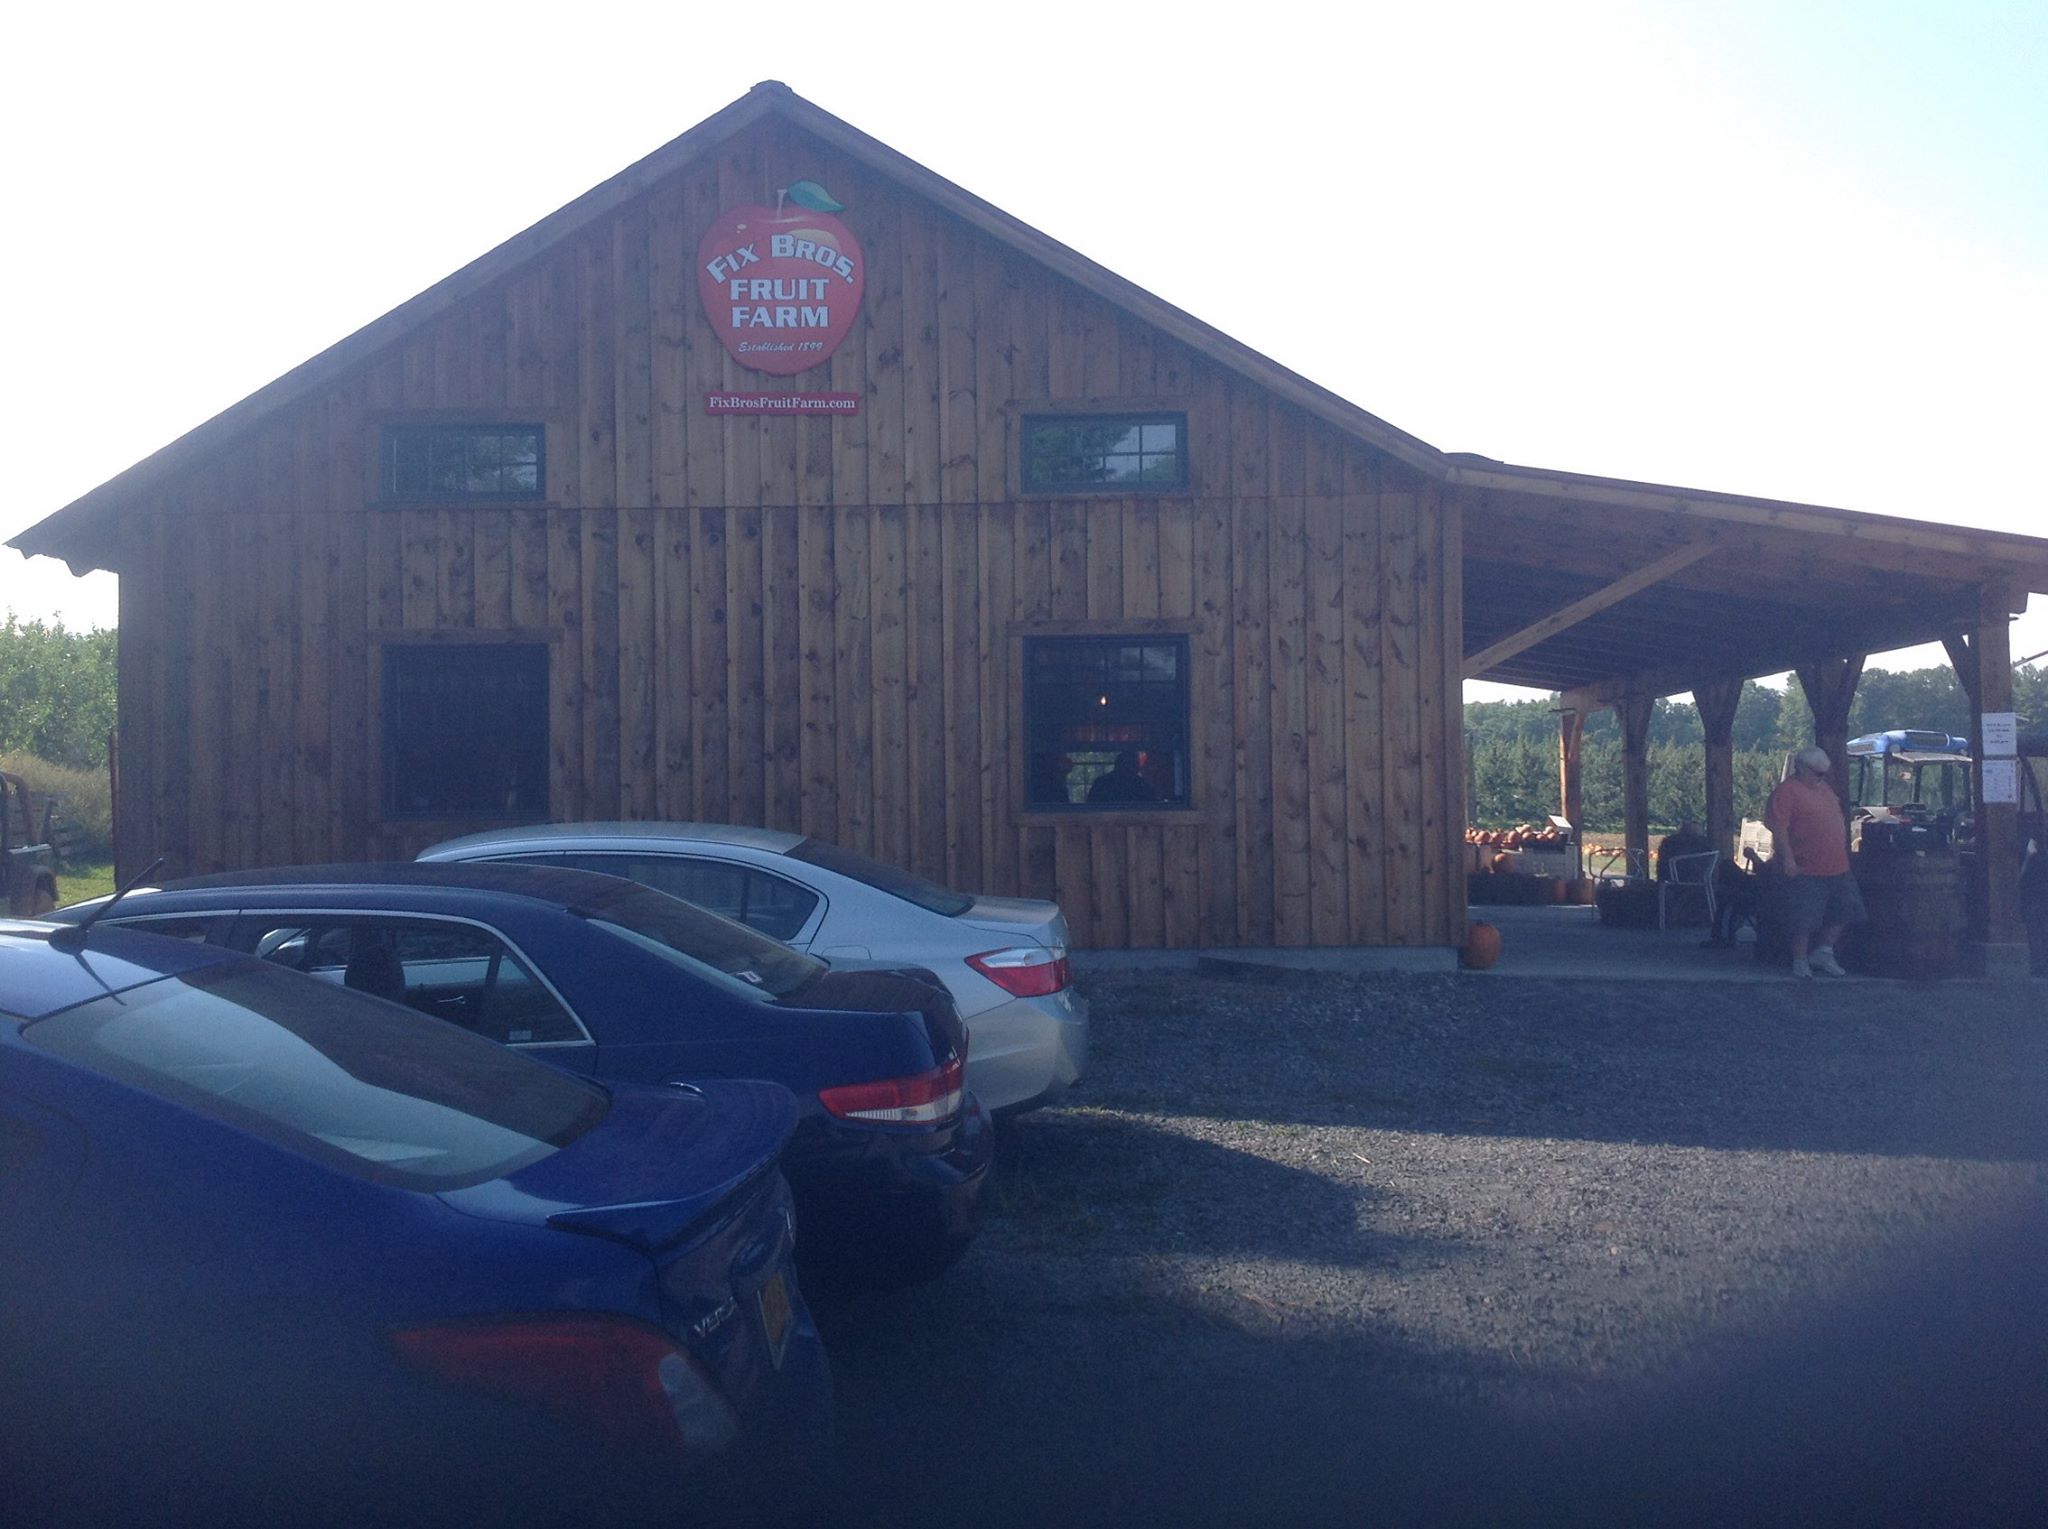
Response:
[572,881,825,999]
[25,964,605,1190]
[384,425,545,501]
[249,918,583,1046]
[786,838,974,917]
[391,434,430,493]
[476,852,822,944]
[383,644,549,820]
[641,858,749,921]
[1023,635,1191,808]
[1021,414,1187,493]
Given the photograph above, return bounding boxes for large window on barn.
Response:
[384,424,545,501]
[382,644,549,820]
[1020,413,1187,494]
[1024,636,1191,809]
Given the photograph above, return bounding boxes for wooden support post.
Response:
[1969,586,2027,977]
[1558,700,1587,877]
[1619,695,1653,878]
[1795,655,1864,803]
[1694,679,1743,859]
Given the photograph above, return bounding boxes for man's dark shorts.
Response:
[1776,872,1867,935]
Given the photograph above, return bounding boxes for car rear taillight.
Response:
[818,1052,966,1124]
[967,945,1070,999]
[389,1314,737,1456]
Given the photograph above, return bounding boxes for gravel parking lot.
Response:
[814,968,2048,1528]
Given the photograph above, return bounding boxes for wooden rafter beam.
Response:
[1462,541,1718,679]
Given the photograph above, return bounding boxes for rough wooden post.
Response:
[1795,655,1864,802]
[1557,697,1588,874]
[1969,586,2028,977]
[1694,679,1743,859]
[1619,695,1653,877]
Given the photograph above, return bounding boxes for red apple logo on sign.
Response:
[697,180,866,377]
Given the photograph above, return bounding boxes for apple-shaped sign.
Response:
[696,180,866,377]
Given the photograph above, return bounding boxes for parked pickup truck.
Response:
[2,771,59,916]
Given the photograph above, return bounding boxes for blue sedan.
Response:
[57,862,994,1286]
[0,918,830,1523]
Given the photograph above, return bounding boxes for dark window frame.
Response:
[1020,630,1196,815]
[1018,410,1189,496]
[377,639,551,824]
[381,422,547,503]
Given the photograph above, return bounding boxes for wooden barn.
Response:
[17,82,2048,963]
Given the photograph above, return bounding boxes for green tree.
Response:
[1463,664,2048,832]
[0,613,118,771]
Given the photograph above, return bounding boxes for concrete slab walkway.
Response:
[1463,903,1793,983]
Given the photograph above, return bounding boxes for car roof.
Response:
[421,821,805,858]
[152,860,638,908]
[0,919,248,1021]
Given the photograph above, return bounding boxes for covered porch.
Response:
[1455,456,2048,977]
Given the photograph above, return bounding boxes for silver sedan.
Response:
[419,823,1087,1113]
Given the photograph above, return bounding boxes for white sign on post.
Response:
[1981,759,2019,805]
[1982,711,2018,757]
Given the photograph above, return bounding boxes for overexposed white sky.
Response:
[4,0,2043,700]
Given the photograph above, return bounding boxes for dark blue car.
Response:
[0,918,830,1524]
[58,862,993,1285]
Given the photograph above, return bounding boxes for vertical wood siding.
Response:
[106,117,1464,949]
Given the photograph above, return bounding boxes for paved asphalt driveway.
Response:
[812,968,2048,1528]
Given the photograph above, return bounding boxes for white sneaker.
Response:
[1809,948,1847,977]
[1790,958,1813,979]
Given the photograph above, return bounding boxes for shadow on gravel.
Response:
[975,1106,1447,1272]
[808,1186,2048,1529]
[1081,971,2048,1164]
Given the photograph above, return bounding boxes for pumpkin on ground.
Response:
[1461,922,1503,970]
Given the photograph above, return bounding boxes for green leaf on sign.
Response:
[786,180,845,213]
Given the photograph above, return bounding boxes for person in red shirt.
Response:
[1763,746,1867,977]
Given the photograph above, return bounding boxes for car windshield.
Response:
[786,838,975,917]
[24,963,607,1190]
[572,881,824,999]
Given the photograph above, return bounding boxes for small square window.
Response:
[384,424,546,501]
[382,644,549,820]
[1024,636,1191,809]
[1020,413,1187,494]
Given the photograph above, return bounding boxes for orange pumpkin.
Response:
[1461,922,1503,970]
[1489,851,1515,874]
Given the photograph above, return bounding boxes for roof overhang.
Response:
[1454,457,2048,699]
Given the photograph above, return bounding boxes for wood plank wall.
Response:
[109,117,1464,950]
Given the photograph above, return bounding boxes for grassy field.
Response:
[53,859,115,908]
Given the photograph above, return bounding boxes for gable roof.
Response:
[15,82,2048,691]
[12,81,1444,573]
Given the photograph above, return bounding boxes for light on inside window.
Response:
[1097,695,1110,707]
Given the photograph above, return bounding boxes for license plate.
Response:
[757,1269,794,1369]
